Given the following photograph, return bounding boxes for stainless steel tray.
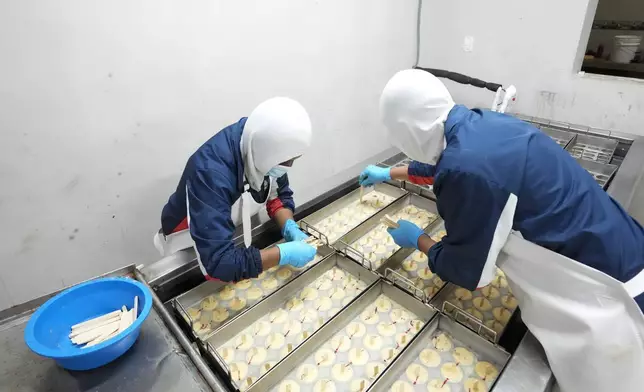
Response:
[172,244,334,339]
[299,183,408,244]
[334,194,439,271]
[576,158,618,189]
[566,133,618,164]
[377,249,446,305]
[427,221,446,242]
[540,126,575,149]
[203,253,380,391]
[247,280,437,392]
[378,152,409,168]
[368,314,510,392]
[430,273,518,344]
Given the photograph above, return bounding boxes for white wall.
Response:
[420,0,644,134]
[0,0,416,309]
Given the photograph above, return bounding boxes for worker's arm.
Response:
[417,234,437,254]
[360,162,436,187]
[187,171,283,281]
[428,170,516,290]
[268,174,309,242]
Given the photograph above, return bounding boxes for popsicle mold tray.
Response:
[431,269,518,343]
[349,205,437,270]
[299,183,407,244]
[173,246,333,339]
[203,253,380,391]
[335,193,439,272]
[243,281,436,392]
[368,314,510,392]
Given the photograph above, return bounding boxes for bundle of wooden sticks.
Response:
[68,296,139,349]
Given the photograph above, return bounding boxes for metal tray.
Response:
[375,218,446,303]
[203,253,380,391]
[430,272,518,344]
[377,249,446,305]
[378,152,409,168]
[299,183,408,244]
[368,314,510,392]
[246,280,437,392]
[576,158,618,189]
[566,133,618,164]
[173,244,334,339]
[334,194,439,271]
[540,126,575,149]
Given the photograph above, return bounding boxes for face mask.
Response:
[266,165,289,179]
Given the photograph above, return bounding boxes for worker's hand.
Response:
[358,165,391,186]
[282,219,308,242]
[277,242,317,268]
[387,219,424,249]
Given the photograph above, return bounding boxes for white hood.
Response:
[241,97,312,191]
[380,69,455,164]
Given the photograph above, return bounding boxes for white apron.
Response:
[153,181,272,274]
[497,233,644,392]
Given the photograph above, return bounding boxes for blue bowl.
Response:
[24,277,152,370]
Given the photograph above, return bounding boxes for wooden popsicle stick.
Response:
[69,314,121,338]
[381,214,400,229]
[72,320,120,345]
[359,186,364,203]
[118,309,131,333]
[72,320,119,344]
[82,323,120,348]
[71,309,121,330]
[132,295,139,322]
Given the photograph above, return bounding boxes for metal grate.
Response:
[588,170,612,188]
[551,137,568,147]
[569,143,614,164]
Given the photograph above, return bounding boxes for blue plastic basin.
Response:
[24,277,152,370]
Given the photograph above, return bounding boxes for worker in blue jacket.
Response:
[155,97,317,282]
[359,69,644,392]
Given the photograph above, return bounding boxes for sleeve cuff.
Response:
[266,198,285,218]
[408,161,436,185]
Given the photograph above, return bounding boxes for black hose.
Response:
[415,67,503,92]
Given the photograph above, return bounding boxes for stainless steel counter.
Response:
[0,267,211,392]
[608,135,644,223]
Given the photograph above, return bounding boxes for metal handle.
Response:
[173,299,194,327]
[207,341,232,379]
[385,268,426,302]
[339,240,374,271]
[298,220,330,245]
[442,301,498,342]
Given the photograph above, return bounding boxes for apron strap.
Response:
[241,184,252,248]
[624,268,644,298]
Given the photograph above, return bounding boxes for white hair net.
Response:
[241,97,312,191]
[380,69,455,164]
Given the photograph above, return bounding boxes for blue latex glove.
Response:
[387,219,424,249]
[358,165,391,186]
[277,242,317,268]
[282,219,308,242]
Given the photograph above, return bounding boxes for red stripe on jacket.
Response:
[408,175,435,185]
[266,198,285,218]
